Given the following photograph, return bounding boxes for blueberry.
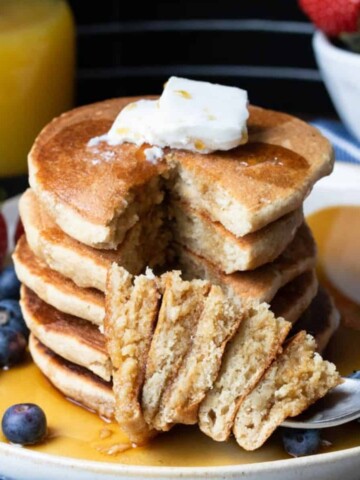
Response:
[0,267,20,300]
[348,370,360,380]
[1,403,47,445]
[281,428,321,457]
[0,299,29,339]
[0,327,26,367]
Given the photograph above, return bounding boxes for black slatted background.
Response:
[69,0,335,115]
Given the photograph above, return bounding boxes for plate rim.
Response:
[1,440,360,477]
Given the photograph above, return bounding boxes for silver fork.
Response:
[282,378,360,429]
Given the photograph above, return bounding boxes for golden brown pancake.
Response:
[171,200,303,273]
[178,222,316,307]
[171,105,333,237]
[29,335,114,420]
[20,188,168,291]
[29,97,168,249]
[13,236,104,325]
[28,98,333,248]
[21,285,110,381]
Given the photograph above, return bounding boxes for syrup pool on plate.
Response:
[1,205,360,466]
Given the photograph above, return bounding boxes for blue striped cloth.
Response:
[311,119,360,165]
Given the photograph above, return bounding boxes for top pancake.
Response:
[29,98,333,248]
[29,97,168,249]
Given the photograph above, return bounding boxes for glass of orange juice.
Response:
[0,0,75,177]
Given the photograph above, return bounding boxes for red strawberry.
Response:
[14,218,24,244]
[299,0,360,36]
[0,213,8,269]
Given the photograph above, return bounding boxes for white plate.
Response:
[1,162,360,480]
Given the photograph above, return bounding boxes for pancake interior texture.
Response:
[198,304,291,442]
[28,288,339,431]
[233,331,341,451]
[104,264,160,444]
[171,200,303,273]
[177,222,316,306]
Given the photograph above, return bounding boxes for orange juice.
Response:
[0,0,75,177]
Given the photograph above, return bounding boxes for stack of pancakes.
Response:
[13,98,340,449]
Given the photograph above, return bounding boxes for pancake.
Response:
[29,98,333,249]
[293,286,340,353]
[142,271,212,428]
[198,269,317,442]
[171,105,333,237]
[198,303,291,442]
[29,335,115,420]
[171,200,303,273]
[104,264,160,444]
[151,275,243,431]
[270,270,318,325]
[20,285,110,381]
[20,269,317,390]
[177,222,316,307]
[20,189,169,291]
[13,236,104,325]
[28,286,339,435]
[233,331,341,451]
[28,97,169,249]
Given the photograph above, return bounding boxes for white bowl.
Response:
[313,30,360,142]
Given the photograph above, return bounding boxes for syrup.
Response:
[0,205,360,466]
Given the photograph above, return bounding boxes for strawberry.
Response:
[14,218,24,245]
[0,213,8,270]
[299,0,360,36]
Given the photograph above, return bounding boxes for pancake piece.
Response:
[29,99,332,248]
[13,236,104,325]
[233,331,341,451]
[29,335,115,419]
[104,264,160,444]
[270,270,318,325]
[294,287,340,353]
[171,105,333,237]
[171,200,303,273]
[142,271,211,428]
[178,223,316,306]
[155,285,243,430]
[20,286,110,381]
[20,189,168,291]
[28,97,169,249]
[198,304,291,442]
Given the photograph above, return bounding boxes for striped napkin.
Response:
[311,119,360,165]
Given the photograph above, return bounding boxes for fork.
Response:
[282,378,360,429]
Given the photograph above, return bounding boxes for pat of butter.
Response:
[107,77,249,153]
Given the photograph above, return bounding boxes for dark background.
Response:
[3,0,335,197]
[68,0,334,115]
